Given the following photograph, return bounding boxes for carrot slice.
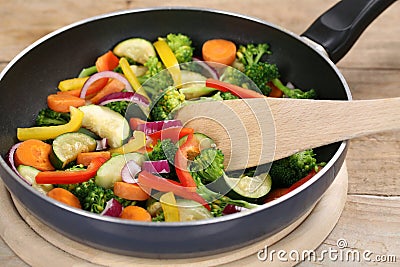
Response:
[89,78,126,104]
[96,50,119,72]
[202,39,237,66]
[267,82,284,98]
[113,182,150,201]
[14,139,54,171]
[47,188,81,209]
[47,93,86,113]
[76,151,111,166]
[119,205,152,222]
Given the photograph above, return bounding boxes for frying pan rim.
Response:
[0,7,350,227]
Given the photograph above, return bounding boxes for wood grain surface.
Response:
[1,0,399,266]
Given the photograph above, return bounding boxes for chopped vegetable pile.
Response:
[8,33,325,222]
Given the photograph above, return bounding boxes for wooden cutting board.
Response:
[0,163,348,266]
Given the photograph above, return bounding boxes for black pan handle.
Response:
[302,0,397,63]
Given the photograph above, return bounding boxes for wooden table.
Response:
[1,0,399,266]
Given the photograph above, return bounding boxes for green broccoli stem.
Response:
[195,181,259,210]
[271,78,317,99]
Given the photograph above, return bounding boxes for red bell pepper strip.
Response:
[138,170,210,210]
[147,127,194,146]
[36,157,107,184]
[205,78,265,98]
[174,133,200,189]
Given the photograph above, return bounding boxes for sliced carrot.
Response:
[47,93,86,113]
[267,82,284,98]
[113,182,150,201]
[47,188,81,209]
[89,78,126,104]
[14,139,54,171]
[76,151,111,166]
[57,89,81,97]
[202,39,237,66]
[119,205,152,222]
[96,50,119,72]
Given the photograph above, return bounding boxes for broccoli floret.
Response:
[35,108,70,126]
[237,43,280,96]
[188,148,259,213]
[220,92,238,100]
[269,149,322,188]
[60,178,135,213]
[189,148,225,184]
[147,139,178,162]
[150,87,185,121]
[104,101,129,116]
[237,43,271,66]
[271,78,317,99]
[244,62,280,96]
[164,33,194,63]
[139,56,174,98]
[220,66,258,91]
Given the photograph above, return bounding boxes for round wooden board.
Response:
[0,163,348,267]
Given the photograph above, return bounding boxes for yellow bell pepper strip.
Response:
[36,157,107,184]
[58,77,89,92]
[17,106,84,141]
[153,39,182,87]
[119,57,150,101]
[108,130,146,154]
[160,192,180,222]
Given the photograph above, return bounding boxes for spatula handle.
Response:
[176,97,400,170]
[267,97,400,160]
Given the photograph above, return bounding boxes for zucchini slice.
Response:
[95,152,145,189]
[113,38,156,65]
[79,105,130,148]
[224,172,272,200]
[17,165,53,194]
[50,132,97,169]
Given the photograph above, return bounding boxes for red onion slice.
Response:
[136,119,182,135]
[222,204,248,215]
[121,160,141,184]
[7,142,32,185]
[192,57,219,80]
[80,71,133,99]
[100,198,123,217]
[96,138,108,151]
[97,91,149,107]
[142,160,170,174]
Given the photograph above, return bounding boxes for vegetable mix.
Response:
[8,33,325,222]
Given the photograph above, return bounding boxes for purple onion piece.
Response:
[97,91,149,107]
[96,138,108,151]
[136,119,182,135]
[142,160,170,174]
[100,198,123,217]
[222,204,248,215]
[192,57,219,79]
[121,160,141,184]
[80,70,133,99]
[7,142,32,185]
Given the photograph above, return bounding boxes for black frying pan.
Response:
[0,0,396,258]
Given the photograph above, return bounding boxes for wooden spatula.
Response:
[174,97,400,171]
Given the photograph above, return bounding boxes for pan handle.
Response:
[301,0,396,63]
